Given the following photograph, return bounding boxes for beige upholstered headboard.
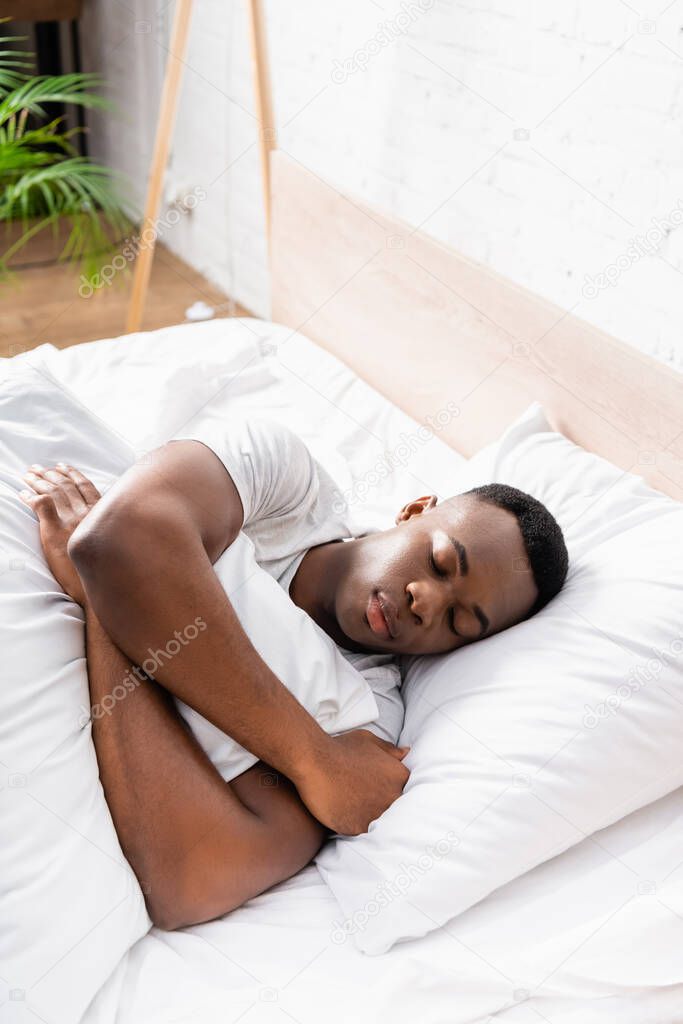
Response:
[270,152,683,501]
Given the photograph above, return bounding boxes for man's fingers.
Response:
[43,468,88,513]
[377,736,410,756]
[20,489,59,523]
[22,471,69,515]
[368,734,411,761]
[23,464,98,516]
[22,467,53,494]
[23,467,83,516]
[24,465,71,489]
[386,744,411,761]
[56,463,101,506]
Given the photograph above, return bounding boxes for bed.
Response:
[8,307,683,1024]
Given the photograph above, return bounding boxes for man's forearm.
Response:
[83,604,325,929]
[71,508,329,786]
[83,603,199,905]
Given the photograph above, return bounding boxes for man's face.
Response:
[334,494,538,656]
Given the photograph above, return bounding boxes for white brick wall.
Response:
[83,1,683,371]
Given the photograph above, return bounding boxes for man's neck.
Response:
[289,540,349,647]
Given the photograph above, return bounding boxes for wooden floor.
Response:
[1,224,250,359]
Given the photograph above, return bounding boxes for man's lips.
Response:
[366,590,398,640]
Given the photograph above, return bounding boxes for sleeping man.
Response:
[20,418,567,930]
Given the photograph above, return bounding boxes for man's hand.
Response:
[294,729,410,836]
[20,464,101,606]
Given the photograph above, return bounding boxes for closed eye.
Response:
[429,549,447,578]
[429,545,460,637]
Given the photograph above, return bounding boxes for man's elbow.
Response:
[68,516,106,572]
[68,515,122,584]
[68,500,155,581]
[146,895,190,932]
[146,883,241,932]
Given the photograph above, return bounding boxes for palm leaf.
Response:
[1,158,130,275]
[0,30,33,95]
[0,68,29,96]
[0,73,112,126]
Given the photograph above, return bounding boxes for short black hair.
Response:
[465,483,568,617]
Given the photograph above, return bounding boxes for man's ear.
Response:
[395,494,438,525]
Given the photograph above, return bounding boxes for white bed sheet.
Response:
[20,318,683,1024]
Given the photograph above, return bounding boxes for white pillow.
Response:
[316,402,683,954]
[1,364,380,1019]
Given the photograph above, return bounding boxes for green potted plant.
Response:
[0,26,129,283]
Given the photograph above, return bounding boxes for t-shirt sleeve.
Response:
[174,417,319,529]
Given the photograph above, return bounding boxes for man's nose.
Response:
[406,579,447,627]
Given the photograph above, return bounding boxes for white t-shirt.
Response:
[174,417,404,743]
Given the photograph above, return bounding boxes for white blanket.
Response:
[19,318,683,1024]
